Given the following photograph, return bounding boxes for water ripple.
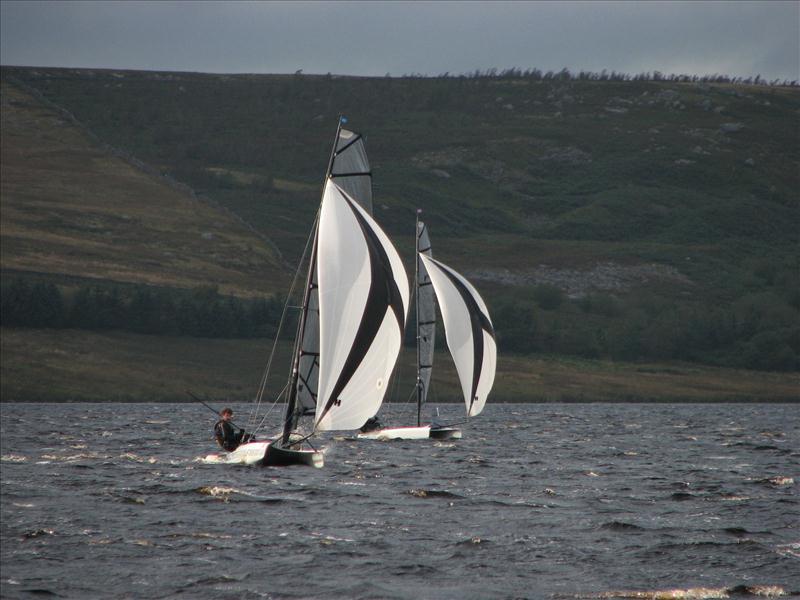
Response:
[1,402,798,599]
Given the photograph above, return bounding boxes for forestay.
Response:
[315,181,409,431]
[419,255,496,417]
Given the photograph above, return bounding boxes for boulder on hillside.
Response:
[720,122,744,133]
[539,146,592,165]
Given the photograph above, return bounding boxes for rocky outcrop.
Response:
[467,261,692,298]
[538,146,592,164]
[719,122,745,133]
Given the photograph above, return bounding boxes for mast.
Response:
[281,117,344,445]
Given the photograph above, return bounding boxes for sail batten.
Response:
[419,254,496,417]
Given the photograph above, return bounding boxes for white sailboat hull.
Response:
[203,441,271,466]
[356,424,463,441]
[357,425,431,440]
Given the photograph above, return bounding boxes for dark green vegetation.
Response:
[1,278,291,338]
[3,328,798,403]
[1,66,798,403]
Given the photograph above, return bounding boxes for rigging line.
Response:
[387,284,412,413]
[279,428,318,447]
[267,408,314,449]
[385,347,403,418]
[251,380,289,435]
[397,266,419,418]
[404,385,416,405]
[246,217,318,432]
[188,392,247,431]
[396,385,418,425]
[429,370,439,407]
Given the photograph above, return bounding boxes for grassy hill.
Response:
[0,77,288,297]
[0,66,798,401]
[4,68,796,259]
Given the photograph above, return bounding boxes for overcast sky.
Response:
[1,0,798,81]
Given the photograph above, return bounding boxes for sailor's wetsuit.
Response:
[214,420,245,451]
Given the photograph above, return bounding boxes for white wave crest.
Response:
[1,454,27,463]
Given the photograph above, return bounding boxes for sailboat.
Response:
[204,119,409,466]
[357,215,497,440]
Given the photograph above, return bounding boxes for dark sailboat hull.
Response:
[262,443,324,468]
[429,426,462,440]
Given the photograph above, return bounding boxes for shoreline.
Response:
[2,327,798,405]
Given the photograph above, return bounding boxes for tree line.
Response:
[492,286,799,373]
[2,278,796,372]
[0,279,291,339]
[399,67,798,87]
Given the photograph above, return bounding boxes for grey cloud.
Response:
[1,0,797,80]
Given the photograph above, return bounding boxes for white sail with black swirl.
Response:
[419,255,496,417]
[292,128,373,423]
[416,221,436,407]
[314,180,409,431]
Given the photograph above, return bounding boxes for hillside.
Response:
[4,68,797,257]
[1,66,798,386]
[0,77,288,296]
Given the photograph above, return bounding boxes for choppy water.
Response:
[1,402,798,599]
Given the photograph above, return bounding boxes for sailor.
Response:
[359,415,383,433]
[214,408,250,451]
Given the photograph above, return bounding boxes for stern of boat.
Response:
[262,443,324,468]
[429,426,462,440]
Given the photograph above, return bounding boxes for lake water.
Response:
[1,402,798,599]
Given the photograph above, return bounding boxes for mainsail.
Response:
[416,220,435,423]
[330,128,372,213]
[315,181,409,430]
[419,255,496,417]
[289,126,374,433]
